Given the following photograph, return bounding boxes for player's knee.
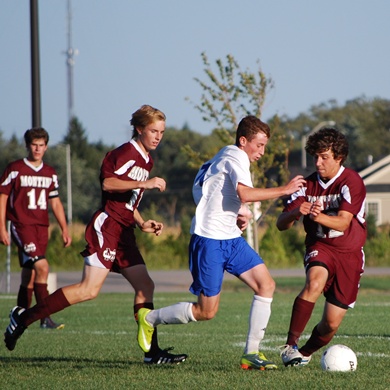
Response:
[319,317,340,334]
[305,278,324,294]
[256,278,275,296]
[144,278,155,294]
[197,311,216,321]
[193,305,217,321]
[268,278,276,294]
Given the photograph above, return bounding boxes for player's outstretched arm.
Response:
[102,177,166,193]
[237,175,306,203]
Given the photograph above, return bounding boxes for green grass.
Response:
[0,276,389,390]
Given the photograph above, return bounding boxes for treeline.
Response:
[0,96,389,270]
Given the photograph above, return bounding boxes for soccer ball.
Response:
[321,344,357,372]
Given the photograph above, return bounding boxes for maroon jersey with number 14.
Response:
[0,158,60,226]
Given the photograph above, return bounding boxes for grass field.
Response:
[0,275,389,390]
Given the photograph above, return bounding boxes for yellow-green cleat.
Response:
[137,308,154,353]
[240,351,278,370]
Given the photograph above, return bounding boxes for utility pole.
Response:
[30,0,41,127]
[6,0,42,293]
[63,0,76,225]
[65,0,78,123]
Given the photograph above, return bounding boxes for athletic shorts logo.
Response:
[103,248,116,262]
[305,250,318,262]
[24,242,37,253]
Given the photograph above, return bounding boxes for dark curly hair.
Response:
[305,127,349,164]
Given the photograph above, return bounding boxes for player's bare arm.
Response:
[133,209,164,236]
[237,175,306,203]
[102,176,166,193]
[49,197,72,247]
[0,193,10,245]
[310,208,354,232]
[276,204,308,231]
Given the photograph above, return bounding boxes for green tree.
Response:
[186,52,291,251]
[279,96,390,171]
[63,117,89,160]
[0,132,25,174]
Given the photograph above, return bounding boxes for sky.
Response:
[1,0,389,146]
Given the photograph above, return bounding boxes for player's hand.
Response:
[237,215,250,231]
[62,232,72,248]
[283,175,306,196]
[237,204,253,231]
[0,228,10,246]
[143,177,166,192]
[309,200,323,220]
[299,200,322,217]
[139,220,164,236]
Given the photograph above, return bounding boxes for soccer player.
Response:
[4,105,187,365]
[0,128,71,329]
[277,127,366,367]
[136,115,306,370]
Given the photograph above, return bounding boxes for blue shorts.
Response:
[189,234,264,297]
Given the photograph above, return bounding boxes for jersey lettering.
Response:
[20,175,53,188]
[127,166,149,181]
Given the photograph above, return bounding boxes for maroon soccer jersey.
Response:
[284,166,367,251]
[100,140,153,227]
[0,158,60,226]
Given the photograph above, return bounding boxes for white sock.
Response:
[244,295,273,354]
[146,302,197,326]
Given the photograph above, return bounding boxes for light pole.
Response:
[56,143,73,225]
[65,144,73,225]
[301,121,336,169]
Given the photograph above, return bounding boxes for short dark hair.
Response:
[306,127,349,164]
[24,128,49,146]
[130,105,166,139]
[235,115,270,146]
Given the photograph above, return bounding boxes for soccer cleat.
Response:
[40,317,65,330]
[137,308,154,353]
[4,306,26,351]
[144,347,188,365]
[240,351,278,370]
[280,344,311,367]
[299,354,312,366]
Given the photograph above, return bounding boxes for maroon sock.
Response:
[34,283,51,324]
[300,325,333,356]
[286,297,315,345]
[20,288,70,327]
[17,285,33,309]
[33,282,49,304]
[134,302,159,354]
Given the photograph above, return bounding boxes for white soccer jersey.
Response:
[191,145,253,239]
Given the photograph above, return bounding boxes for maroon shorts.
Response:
[304,243,365,309]
[81,210,145,272]
[10,222,48,268]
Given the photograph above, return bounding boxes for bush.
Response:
[259,219,305,268]
[364,224,390,266]
[1,219,388,274]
